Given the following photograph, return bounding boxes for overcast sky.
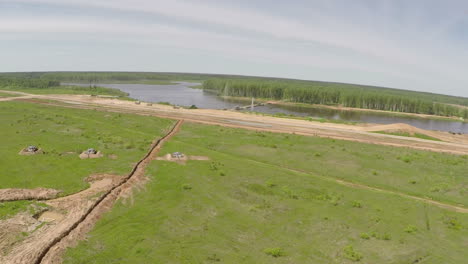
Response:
[1,0,467,96]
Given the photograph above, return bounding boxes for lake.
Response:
[66,82,468,134]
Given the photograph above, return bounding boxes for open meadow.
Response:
[0,101,174,219]
[64,122,467,264]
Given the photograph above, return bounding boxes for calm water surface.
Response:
[67,82,468,134]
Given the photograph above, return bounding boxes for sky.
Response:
[0,0,467,97]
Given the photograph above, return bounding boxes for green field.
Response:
[64,122,467,264]
[0,101,174,196]
[0,91,18,98]
[0,85,130,97]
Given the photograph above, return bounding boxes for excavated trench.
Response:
[27,120,183,264]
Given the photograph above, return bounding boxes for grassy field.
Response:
[0,85,129,97]
[0,91,18,98]
[64,122,467,264]
[0,101,174,196]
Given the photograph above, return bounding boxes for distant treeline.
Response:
[203,79,468,118]
[1,72,467,118]
[0,76,59,88]
[37,72,224,83]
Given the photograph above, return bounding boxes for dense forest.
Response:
[0,75,59,88]
[203,79,468,118]
[38,72,222,83]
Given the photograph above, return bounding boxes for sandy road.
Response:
[6,92,468,155]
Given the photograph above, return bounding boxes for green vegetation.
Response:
[0,91,18,98]
[373,131,442,141]
[203,79,468,118]
[38,72,211,83]
[0,201,33,220]
[0,101,174,195]
[64,123,467,263]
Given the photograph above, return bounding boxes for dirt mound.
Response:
[0,188,61,202]
[19,148,43,156]
[79,151,103,159]
[363,123,420,134]
[362,123,449,141]
[156,153,210,164]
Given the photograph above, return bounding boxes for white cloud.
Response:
[2,0,468,95]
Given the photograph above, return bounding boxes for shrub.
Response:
[404,225,418,234]
[444,216,462,230]
[351,201,362,208]
[343,245,363,261]
[182,184,192,190]
[264,247,285,257]
[206,254,221,262]
[266,180,276,188]
[382,233,392,240]
[360,233,370,240]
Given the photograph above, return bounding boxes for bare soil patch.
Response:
[19,148,43,156]
[156,153,210,164]
[0,188,61,202]
[38,211,65,222]
[79,151,103,159]
[0,174,122,264]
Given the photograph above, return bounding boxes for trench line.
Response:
[33,120,183,264]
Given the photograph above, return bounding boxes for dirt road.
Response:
[6,92,468,155]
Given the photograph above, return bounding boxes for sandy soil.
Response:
[10,92,467,155]
[156,153,210,164]
[0,174,123,264]
[78,151,103,159]
[18,148,44,156]
[0,188,61,202]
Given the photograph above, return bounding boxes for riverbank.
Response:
[218,95,466,122]
[265,100,467,123]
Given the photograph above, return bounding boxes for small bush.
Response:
[444,216,462,230]
[360,233,370,240]
[182,184,192,190]
[404,225,418,234]
[382,233,392,240]
[351,201,362,208]
[264,247,285,257]
[206,254,221,262]
[372,171,378,176]
[266,180,276,188]
[343,245,363,261]
[314,152,322,157]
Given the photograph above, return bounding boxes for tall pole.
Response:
[251,97,254,111]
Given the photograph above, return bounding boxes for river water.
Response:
[66,82,468,134]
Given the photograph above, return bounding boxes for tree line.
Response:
[0,76,59,89]
[203,79,468,118]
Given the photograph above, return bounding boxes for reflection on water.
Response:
[66,82,468,134]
